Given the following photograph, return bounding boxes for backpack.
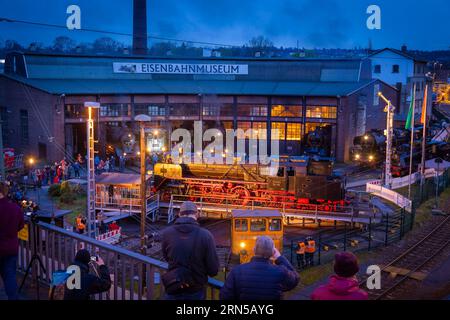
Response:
[48,270,71,300]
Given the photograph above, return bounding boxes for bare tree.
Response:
[53,36,76,52]
[248,36,273,49]
[93,37,124,53]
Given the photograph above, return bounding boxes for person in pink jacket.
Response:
[311,252,368,300]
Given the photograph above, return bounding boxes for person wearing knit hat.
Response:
[311,252,368,300]
[179,201,198,217]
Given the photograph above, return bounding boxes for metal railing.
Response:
[165,193,376,224]
[18,219,223,300]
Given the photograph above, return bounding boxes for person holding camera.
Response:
[220,236,299,300]
[0,182,24,300]
[64,249,112,300]
[161,201,219,300]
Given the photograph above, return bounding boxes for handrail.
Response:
[18,220,223,300]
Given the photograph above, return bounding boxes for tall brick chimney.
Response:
[133,0,147,55]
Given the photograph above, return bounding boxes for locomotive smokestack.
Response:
[133,0,148,55]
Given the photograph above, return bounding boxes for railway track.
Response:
[361,214,450,300]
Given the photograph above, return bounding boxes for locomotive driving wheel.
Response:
[230,186,251,206]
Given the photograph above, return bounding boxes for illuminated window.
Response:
[202,104,220,116]
[271,122,286,140]
[234,219,248,232]
[286,123,302,141]
[306,106,337,119]
[134,104,166,116]
[100,104,129,117]
[271,105,302,117]
[252,122,267,139]
[305,122,329,133]
[269,218,282,231]
[237,122,252,139]
[250,218,266,232]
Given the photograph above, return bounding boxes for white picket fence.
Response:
[366,183,412,212]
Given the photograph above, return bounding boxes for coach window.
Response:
[306,106,337,119]
[269,218,282,231]
[250,218,267,232]
[234,219,248,232]
[271,105,302,117]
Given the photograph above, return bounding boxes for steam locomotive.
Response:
[350,129,410,165]
[303,125,332,157]
[153,157,348,211]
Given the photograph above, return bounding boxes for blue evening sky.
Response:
[0,0,448,50]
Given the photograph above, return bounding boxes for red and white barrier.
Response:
[96,228,122,244]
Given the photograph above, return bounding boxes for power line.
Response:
[0,17,240,48]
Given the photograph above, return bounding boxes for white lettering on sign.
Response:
[113,62,248,75]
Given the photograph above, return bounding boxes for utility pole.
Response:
[0,115,4,182]
[378,92,395,188]
[135,114,151,255]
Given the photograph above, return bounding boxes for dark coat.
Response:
[0,197,24,257]
[161,217,220,293]
[220,256,299,300]
[64,261,112,300]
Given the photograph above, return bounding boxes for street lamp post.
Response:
[135,114,152,255]
[378,92,395,188]
[84,101,100,238]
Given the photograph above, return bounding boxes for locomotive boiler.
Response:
[153,157,347,211]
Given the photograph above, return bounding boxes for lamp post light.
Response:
[84,101,100,238]
[134,114,152,255]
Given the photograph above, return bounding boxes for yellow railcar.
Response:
[231,209,283,263]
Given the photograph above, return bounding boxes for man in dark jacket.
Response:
[161,201,219,300]
[64,249,112,300]
[220,236,299,300]
[0,182,24,300]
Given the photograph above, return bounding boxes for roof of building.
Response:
[231,209,282,218]
[1,51,392,97]
[2,73,380,96]
[96,172,150,185]
[367,48,427,63]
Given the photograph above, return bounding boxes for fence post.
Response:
[290,240,293,263]
[343,223,347,251]
[399,208,404,240]
[385,213,389,246]
[318,233,322,265]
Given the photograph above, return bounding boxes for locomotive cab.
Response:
[231,209,283,264]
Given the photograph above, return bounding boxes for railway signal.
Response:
[378,91,395,188]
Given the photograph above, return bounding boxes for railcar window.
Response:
[250,218,267,232]
[276,167,285,177]
[269,219,282,231]
[234,219,248,232]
